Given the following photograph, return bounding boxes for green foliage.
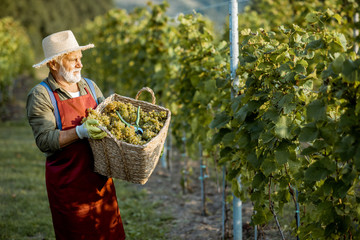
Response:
[79,3,229,157]
[79,2,178,105]
[0,17,33,106]
[214,11,360,239]
[223,0,359,52]
[171,12,229,156]
[0,0,114,54]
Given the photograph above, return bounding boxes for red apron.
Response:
[46,88,126,240]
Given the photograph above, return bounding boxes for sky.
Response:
[114,0,250,31]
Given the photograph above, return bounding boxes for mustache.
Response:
[71,68,82,73]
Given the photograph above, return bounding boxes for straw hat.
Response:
[33,30,94,68]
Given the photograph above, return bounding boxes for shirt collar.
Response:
[46,72,61,91]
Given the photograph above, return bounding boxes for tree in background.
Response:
[0,0,114,56]
[0,17,33,116]
[0,0,114,120]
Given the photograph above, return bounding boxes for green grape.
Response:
[85,101,167,145]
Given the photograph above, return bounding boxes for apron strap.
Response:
[84,78,98,105]
[40,81,63,130]
[39,78,98,130]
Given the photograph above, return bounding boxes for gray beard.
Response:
[59,64,81,83]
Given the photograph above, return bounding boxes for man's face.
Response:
[59,50,83,83]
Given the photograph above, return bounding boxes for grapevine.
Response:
[84,101,167,145]
[77,2,359,238]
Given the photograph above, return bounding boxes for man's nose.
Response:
[76,59,83,68]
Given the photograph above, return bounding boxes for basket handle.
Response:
[135,87,156,105]
[98,125,116,139]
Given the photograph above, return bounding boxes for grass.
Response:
[0,121,173,240]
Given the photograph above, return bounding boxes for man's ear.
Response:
[48,60,59,71]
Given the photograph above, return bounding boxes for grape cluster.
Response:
[84,101,167,145]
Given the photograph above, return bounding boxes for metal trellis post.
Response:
[181,130,188,194]
[354,12,359,54]
[166,124,172,173]
[160,139,167,168]
[233,176,242,239]
[229,0,242,239]
[254,213,258,240]
[296,189,300,240]
[230,0,240,98]
[221,165,226,239]
[199,143,207,216]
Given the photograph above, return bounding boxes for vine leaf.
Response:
[209,112,230,129]
[212,128,231,145]
[247,152,262,168]
[278,93,296,114]
[331,54,345,74]
[252,172,266,189]
[275,149,291,165]
[306,100,326,121]
[306,39,324,50]
[355,147,360,171]
[222,132,236,147]
[234,105,249,123]
[304,163,330,182]
[275,116,293,139]
[305,13,318,23]
[261,158,277,176]
[342,59,360,83]
[299,124,318,142]
[304,158,335,182]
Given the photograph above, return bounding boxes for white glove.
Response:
[76,119,107,139]
[76,123,89,139]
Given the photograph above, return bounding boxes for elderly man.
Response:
[26,30,126,239]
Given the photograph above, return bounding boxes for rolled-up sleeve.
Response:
[26,85,61,155]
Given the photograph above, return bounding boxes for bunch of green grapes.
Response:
[85,101,167,145]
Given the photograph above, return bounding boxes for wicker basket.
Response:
[88,87,171,185]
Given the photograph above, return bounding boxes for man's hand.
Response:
[76,119,107,139]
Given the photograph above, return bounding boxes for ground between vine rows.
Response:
[133,146,279,240]
[138,150,298,239]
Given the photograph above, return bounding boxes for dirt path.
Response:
[137,151,255,240]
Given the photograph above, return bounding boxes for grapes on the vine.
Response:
[84,101,167,145]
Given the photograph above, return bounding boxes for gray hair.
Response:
[46,54,65,69]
